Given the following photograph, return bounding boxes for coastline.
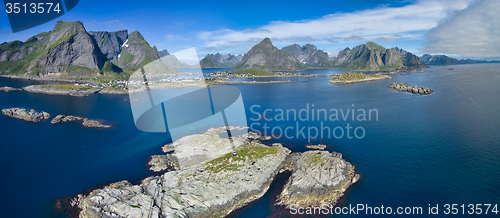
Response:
[70,128,359,218]
[329,75,391,84]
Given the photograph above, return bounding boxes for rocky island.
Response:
[388,82,433,95]
[2,108,51,122]
[0,86,22,92]
[329,72,391,84]
[51,115,112,128]
[70,127,359,218]
[23,84,102,97]
[278,151,359,207]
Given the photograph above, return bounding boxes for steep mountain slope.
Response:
[234,38,303,71]
[200,53,242,68]
[0,20,162,77]
[0,21,110,76]
[117,31,159,70]
[88,30,128,63]
[333,42,427,71]
[281,44,331,68]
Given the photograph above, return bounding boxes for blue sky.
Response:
[1,0,498,60]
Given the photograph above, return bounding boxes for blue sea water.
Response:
[1,64,499,217]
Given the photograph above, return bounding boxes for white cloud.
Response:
[424,0,500,58]
[197,0,470,53]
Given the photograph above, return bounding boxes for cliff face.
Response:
[27,21,107,76]
[282,44,331,68]
[88,30,128,63]
[117,30,159,69]
[234,38,303,71]
[200,53,243,68]
[333,42,427,71]
[0,21,158,76]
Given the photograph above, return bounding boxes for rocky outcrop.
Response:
[51,114,111,128]
[305,144,327,150]
[388,82,433,95]
[0,86,21,92]
[77,130,291,218]
[72,127,359,217]
[2,108,50,122]
[333,42,427,71]
[200,53,243,68]
[277,151,360,207]
[88,30,128,63]
[148,154,180,172]
[282,44,331,68]
[234,38,303,71]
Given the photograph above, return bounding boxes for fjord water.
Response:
[1,64,499,217]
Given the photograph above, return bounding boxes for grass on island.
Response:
[203,144,280,174]
[304,153,326,166]
[40,84,93,91]
[329,71,385,82]
[232,69,275,76]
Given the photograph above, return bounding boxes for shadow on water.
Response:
[227,170,292,218]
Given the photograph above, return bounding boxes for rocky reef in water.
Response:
[2,108,50,122]
[0,86,22,92]
[277,151,359,207]
[305,144,327,150]
[388,82,433,95]
[70,127,358,218]
[51,115,111,128]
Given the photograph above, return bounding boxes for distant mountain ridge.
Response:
[281,44,332,68]
[420,54,500,65]
[333,42,427,71]
[234,38,304,71]
[233,39,424,72]
[200,53,243,68]
[0,20,161,77]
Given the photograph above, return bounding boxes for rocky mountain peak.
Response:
[258,37,274,49]
[333,42,426,70]
[128,31,146,43]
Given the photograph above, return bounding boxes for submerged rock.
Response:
[388,82,433,95]
[2,108,51,122]
[277,151,359,207]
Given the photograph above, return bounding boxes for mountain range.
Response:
[234,38,331,71]
[420,54,500,65]
[0,21,160,77]
[332,42,427,71]
[231,39,426,72]
[200,53,242,68]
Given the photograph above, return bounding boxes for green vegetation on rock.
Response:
[232,69,274,76]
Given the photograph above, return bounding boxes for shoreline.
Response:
[329,75,391,84]
[69,128,359,218]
